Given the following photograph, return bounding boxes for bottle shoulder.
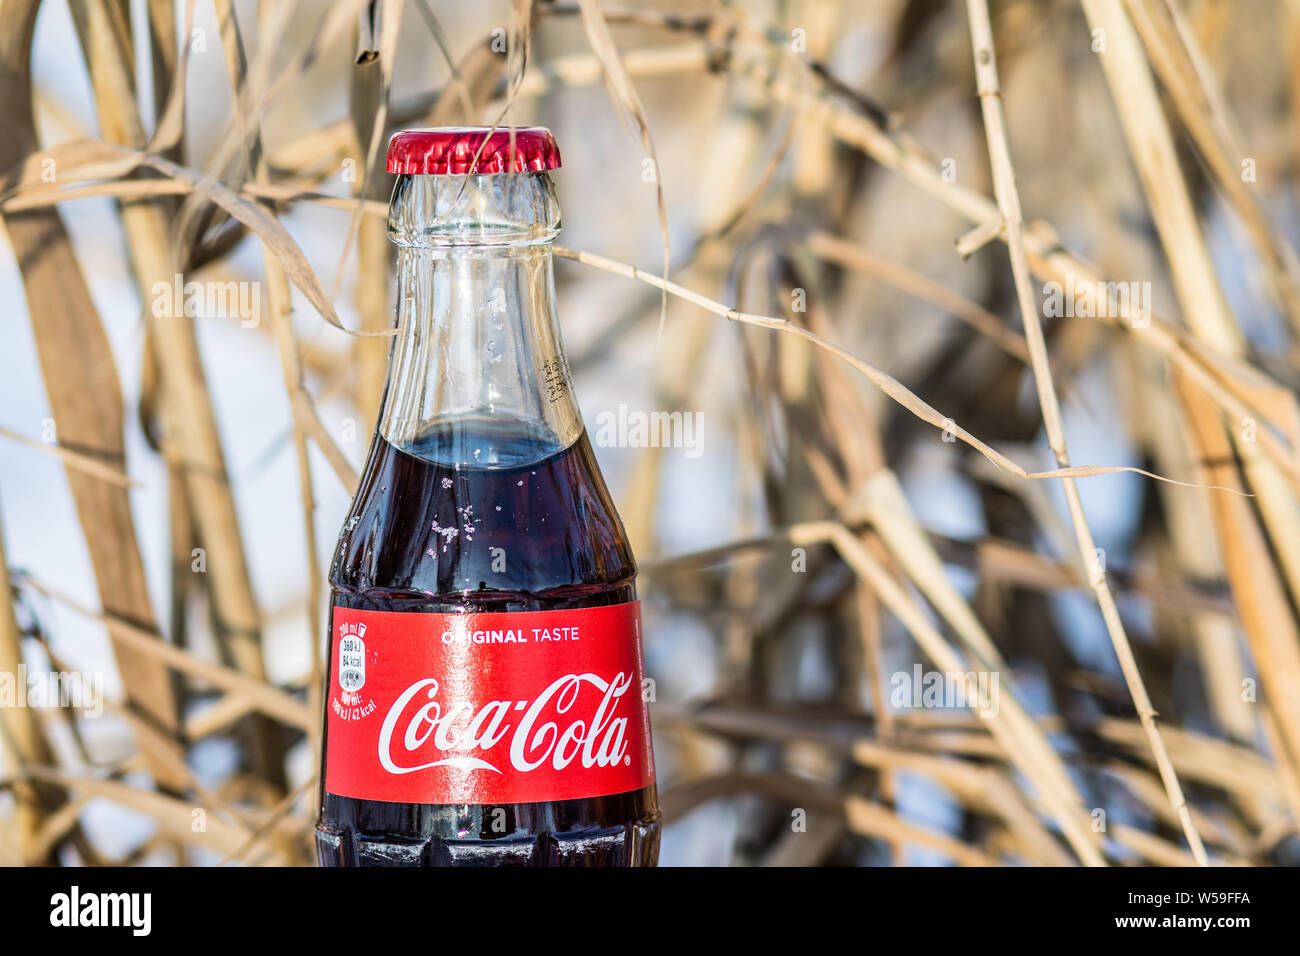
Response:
[330,430,636,610]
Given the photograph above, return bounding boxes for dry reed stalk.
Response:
[850,581,901,863]
[411,1,476,120]
[219,775,316,866]
[842,477,1117,854]
[70,0,297,793]
[964,0,1205,864]
[69,2,264,679]
[572,0,669,332]
[1257,707,1300,845]
[1124,0,1300,333]
[547,239,1280,863]
[126,221,192,684]
[787,520,1104,864]
[647,517,1233,615]
[1127,351,1255,744]
[619,92,780,556]
[1105,763,1251,858]
[760,811,845,867]
[765,242,1020,854]
[0,0,185,794]
[662,769,998,865]
[211,0,328,800]
[1091,716,1287,810]
[39,18,1289,478]
[28,579,311,732]
[72,683,288,851]
[21,766,288,865]
[144,0,179,148]
[327,0,403,309]
[671,698,1288,828]
[798,276,888,490]
[848,739,1075,866]
[912,707,1288,815]
[553,247,1227,491]
[350,39,394,435]
[0,516,53,863]
[1080,0,1300,788]
[1289,0,1300,212]
[261,38,708,209]
[182,0,368,240]
[715,25,1300,485]
[483,12,1300,484]
[847,474,1001,669]
[785,263,895,725]
[1110,824,1219,867]
[557,218,1242,860]
[720,541,760,699]
[1175,375,1300,819]
[4,0,1293,868]
[23,797,89,865]
[805,230,1031,363]
[0,170,354,214]
[630,315,714,554]
[1081,0,1300,536]
[0,426,138,488]
[962,532,1230,614]
[842,796,999,866]
[185,694,261,741]
[423,20,514,126]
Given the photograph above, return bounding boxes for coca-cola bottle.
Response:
[314,127,659,867]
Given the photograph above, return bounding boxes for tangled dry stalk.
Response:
[1,0,1299,867]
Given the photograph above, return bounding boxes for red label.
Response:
[324,602,655,805]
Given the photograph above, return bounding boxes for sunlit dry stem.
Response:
[0,426,137,488]
[0,519,49,862]
[219,775,318,867]
[841,473,1115,863]
[7,33,1300,493]
[1123,0,1300,334]
[788,520,1106,865]
[963,0,1207,865]
[214,0,332,796]
[806,231,1031,363]
[8,153,1271,513]
[19,766,288,865]
[327,0,403,306]
[1082,0,1300,794]
[26,579,312,732]
[573,0,671,335]
[717,22,1300,488]
[553,246,1242,497]
[98,5,1298,486]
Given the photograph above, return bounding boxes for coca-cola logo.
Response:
[377,672,633,776]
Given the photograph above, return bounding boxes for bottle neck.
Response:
[378,171,582,467]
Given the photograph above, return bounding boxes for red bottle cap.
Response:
[386,127,562,175]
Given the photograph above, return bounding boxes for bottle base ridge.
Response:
[315,803,661,867]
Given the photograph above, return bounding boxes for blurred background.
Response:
[3,0,1300,866]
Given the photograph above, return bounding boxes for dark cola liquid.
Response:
[315,416,660,866]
